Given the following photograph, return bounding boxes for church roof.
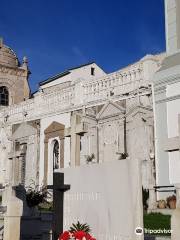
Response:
[68,61,95,71]
[39,71,70,86]
[39,61,95,86]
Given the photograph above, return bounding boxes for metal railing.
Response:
[154,185,176,193]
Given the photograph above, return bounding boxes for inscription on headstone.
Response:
[61,161,143,240]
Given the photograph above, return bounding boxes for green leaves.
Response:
[86,153,95,164]
[69,221,91,233]
[25,180,49,208]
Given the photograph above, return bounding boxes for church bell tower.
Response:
[0,38,30,107]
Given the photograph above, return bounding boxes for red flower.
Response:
[73,231,96,240]
[59,231,70,240]
[85,233,92,240]
[73,231,87,240]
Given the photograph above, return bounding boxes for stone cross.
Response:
[65,114,87,166]
[48,172,70,240]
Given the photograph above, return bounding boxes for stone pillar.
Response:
[171,185,180,240]
[148,154,157,210]
[69,114,81,167]
[3,187,23,240]
[60,138,65,168]
[44,140,48,185]
[71,133,80,167]
[165,0,180,53]
[148,185,157,210]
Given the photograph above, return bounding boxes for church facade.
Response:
[0,35,165,211]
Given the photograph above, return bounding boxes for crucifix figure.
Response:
[48,172,70,240]
[65,114,87,166]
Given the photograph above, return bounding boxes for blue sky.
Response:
[0,0,165,92]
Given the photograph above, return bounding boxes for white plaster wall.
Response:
[167,99,180,138]
[39,112,71,185]
[70,63,106,83]
[41,74,71,89]
[154,100,170,198]
[166,81,180,184]
[41,63,106,89]
[61,160,143,240]
[167,81,180,98]
[169,151,180,184]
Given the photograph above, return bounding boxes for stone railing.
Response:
[40,85,75,113]
[0,64,151,123]
[0,86,75,122]
[0,98,35,123]
[83,66,146,102]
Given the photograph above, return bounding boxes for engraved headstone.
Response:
[61,161,143,240]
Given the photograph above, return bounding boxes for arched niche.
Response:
[44,121,65,185]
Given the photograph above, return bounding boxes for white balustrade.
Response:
[82,65,144,101]
[0,65,149,123]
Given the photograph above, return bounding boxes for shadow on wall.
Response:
[14,185,53,240]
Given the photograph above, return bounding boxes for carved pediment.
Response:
[44,121,65,134]
[12,122,37,140]
[96,101,125,120]
[126,106,152,120]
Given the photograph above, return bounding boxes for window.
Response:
[91,67,95,76]
[53,140,59,169]
[0,86,9,106]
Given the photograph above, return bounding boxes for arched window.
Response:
[53,140,59,170]
[0,86,9,106]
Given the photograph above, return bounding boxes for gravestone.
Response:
[60,160,144,240]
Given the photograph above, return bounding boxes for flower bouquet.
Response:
[58,222,96,240]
